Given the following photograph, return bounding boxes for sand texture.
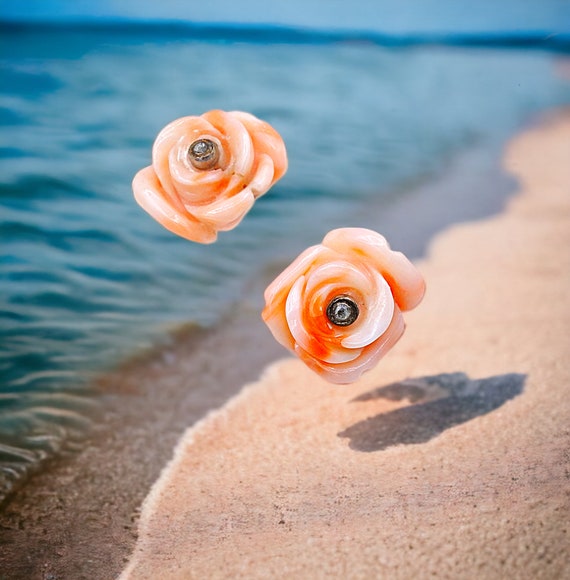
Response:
[120,114,570,579]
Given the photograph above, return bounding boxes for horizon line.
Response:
[2,19,569,51]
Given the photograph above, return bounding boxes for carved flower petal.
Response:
[188,187,255,231]
[152,116,216,199]
[298,308,405,384]
[132,166,217,244]
[323,228,426,311]
[263,245,336,312]
[263,304,296,352]
[230,111,288,182]
[248,154,275,198]
[203,110,254,178]
[168,135,229,204]
[340,270,394,349]
[303,259,372,300]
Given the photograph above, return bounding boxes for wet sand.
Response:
[0,118,554,579]
[120,112,570,579]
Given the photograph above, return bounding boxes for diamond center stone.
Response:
[188,139,219,170]
[326,296,359,327]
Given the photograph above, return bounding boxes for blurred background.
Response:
[1,1,569,499]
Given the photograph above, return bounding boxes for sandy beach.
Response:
[119,112,570,579]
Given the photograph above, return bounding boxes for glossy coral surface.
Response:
[262,228,425,384]
[132,110,288,243]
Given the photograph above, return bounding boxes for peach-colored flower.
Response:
[132,110,287,243]
[262,228,425,384]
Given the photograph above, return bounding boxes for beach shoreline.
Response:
[0,111,566,579]
[121,110,570,579]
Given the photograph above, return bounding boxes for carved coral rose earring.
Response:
[262,228,425,384]
[132,110,288,243]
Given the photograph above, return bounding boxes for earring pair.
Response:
[132,110,425,384]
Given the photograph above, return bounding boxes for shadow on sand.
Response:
[338,372,526,452]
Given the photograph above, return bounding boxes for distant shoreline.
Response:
[2,20,570,52]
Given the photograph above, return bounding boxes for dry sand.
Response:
[120,112,570,579]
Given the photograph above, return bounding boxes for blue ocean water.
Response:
[0,26,569,499]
